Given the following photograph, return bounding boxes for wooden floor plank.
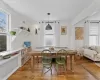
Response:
[8,57,99,80]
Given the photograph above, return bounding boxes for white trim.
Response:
[0,8,11,51]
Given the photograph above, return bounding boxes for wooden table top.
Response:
[28,50,77,56]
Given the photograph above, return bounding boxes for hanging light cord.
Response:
[48,13,49,23]
[47,13,50,23]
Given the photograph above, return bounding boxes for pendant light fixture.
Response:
[45,13,52,30]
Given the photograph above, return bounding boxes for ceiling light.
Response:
[45,13,52,30]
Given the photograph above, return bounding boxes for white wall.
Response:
[87,11,100,20]
[0,1,34,50]
[2,0,99,50]
[71,0,100,49]
[60,21,71,47]
[30,20,72,49]
[72,11,100,49]
[31,20,86,49]
[30,23,40,49]
[72,0,100,25]
[72,20,85,49]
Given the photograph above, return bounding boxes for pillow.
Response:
[95,46,100,53]
[88,47,92,50]
[89,46,96,50]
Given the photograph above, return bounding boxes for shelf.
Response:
[20,47,31,66]
[11,28,30,42]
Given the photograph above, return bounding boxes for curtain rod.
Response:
[85,20,100,23]
[39,21,60,23]
[90,22,99,23]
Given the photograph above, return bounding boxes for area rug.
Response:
[81,61,100,80]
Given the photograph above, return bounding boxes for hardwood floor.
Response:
[8,56,99,80]
[82,61,100,80]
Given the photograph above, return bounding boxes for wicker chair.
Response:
[56,49,67,74]
[41,49,52,75]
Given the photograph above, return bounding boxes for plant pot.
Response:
[10,31,16,35]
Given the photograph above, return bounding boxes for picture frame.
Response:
[61,26,67,35]
[75,27,84,40]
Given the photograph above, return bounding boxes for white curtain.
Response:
[99,22,100,45]
[55,21,60,47]
[84,21,89,46]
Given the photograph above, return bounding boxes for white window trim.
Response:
[89,21,99,46]
[0,9,11,51]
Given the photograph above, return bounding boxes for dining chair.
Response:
[56,49,67,74]
[41,49,52,75]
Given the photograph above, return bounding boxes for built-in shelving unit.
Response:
[0,49,22,80]
[11,28,30,42]
[20,47,31,66]
[0,47,31,80]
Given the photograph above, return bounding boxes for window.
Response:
[89,22,99,46]
[44,23,55,47]
[0,10,9,52]
[89,36,98,46]
[44,35,55,46]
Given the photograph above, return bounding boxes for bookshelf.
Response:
[20,47,31,66]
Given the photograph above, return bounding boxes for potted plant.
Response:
[10,31,16,35]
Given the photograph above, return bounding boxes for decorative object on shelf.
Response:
[19,26,27,30]
[19,26,30,32]
[61,26,67,35]
[34,24,40,35]
[35,28,38,35]
[45,13,52,30]
[75,27,84,40]
[20,21,30,32]
[3,54,11,59]
[10,31,16,35]
[24,41,31,48]
[27,28,30,32]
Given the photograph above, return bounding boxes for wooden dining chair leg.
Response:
[31,56,34,72]
[37,56,39,63]
[56,64,59,75]
[42,65,44,75]
[51,67,52,75]
[66,56,67,71]
[64,65,66,74]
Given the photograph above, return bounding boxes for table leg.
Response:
[70,55,72,71]
[66,56,67,70]
[74,52,77,61]
[31,56,34,72]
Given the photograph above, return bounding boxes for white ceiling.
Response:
[2,0,93,21]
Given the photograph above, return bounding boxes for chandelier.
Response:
[45,13,52,30]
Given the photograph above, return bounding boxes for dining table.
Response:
[28,50,77,72]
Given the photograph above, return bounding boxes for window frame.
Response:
[0,9,11,52]
[89,22,99,46]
